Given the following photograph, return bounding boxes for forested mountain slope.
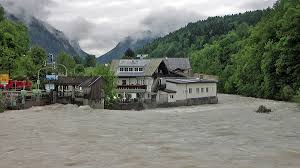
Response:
[139,0,300,101]
[138,10,266,58]
[97,35,154,64]
[7,14,88,58]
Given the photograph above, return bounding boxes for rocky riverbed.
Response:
[0,94,299,168]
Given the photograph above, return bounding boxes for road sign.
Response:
[0,74,9,84]
[46,75,58,81]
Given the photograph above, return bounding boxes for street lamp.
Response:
[37,64,68,91]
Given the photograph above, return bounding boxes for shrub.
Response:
[280,85,295,101]
[256,105,272,114]
[0,91,4,113]
[295,89,300,105]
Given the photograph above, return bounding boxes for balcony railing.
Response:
[117,85,147,90]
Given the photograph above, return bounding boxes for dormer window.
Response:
[139,68,143,72]
[120,68,124,72]
[125,68,129,72]
[135,68,139,72]
[129,68,133,71]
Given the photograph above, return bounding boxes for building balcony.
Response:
[117,85,147,93]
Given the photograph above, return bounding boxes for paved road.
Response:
[0,94,299,168]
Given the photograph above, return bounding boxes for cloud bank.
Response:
[0,0,276,55]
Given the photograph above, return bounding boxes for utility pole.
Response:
[37,54,67,91]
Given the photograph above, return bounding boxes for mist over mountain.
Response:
[97,31,156,64]
[6,13,89,58]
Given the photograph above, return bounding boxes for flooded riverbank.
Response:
[0,94,299,168]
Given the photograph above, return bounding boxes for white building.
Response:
[157,78,218,104]
[111,59,171,101]
[111,57,218,105]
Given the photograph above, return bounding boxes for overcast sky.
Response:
[1,0,276,56]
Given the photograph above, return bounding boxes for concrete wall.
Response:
[166,82,217,101]
[83,99,104,109]
[108,96,218,111]
[157,91,176,104]
[158,96,218,107]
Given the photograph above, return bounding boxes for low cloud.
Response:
[237,0,276,11]
[0,0,277,56]
[0,0,55,23]
[141,7,206,37]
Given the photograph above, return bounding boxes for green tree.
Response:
[56,52,76,75]
[0,5,4,22]
[13,55,36,79]
[28,46,47,66]
[138,10,265,58]
[85,65,117,102]
[295,88,300,105]
[85,55,97,67]
[74,64,85,75]
[74,55,84,64]
[123,48,136,59]
[0,19,29,76]
[188,0,300,101]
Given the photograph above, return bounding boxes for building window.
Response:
[129,68,133,71]
[201,88,204,93]
[189,88,192,94]
[206,88,209,92]
[135,68,139,71]
[125,68,128,72]
[170,95,174,99]
[139,68,143,72]
[120,68,124,71]
[196,88,200,94]
[122,80,126,85]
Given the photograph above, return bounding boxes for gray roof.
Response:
[110,58,191,77]
[110,59,164,77]
[51,76,103,87]
[164,58,191,71]
[166,78,217,84]
[161,89,177,93]
[79,76,103,87]
[119,59,150,67]
[52,76,91,85]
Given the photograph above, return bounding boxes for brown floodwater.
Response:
[0,94,299,168]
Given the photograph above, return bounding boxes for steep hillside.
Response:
[97,35,155,64]
[7,14,88,58]
[139,0,300,101]
[138,10,266,58]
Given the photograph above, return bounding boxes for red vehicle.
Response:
[0,80,32,90]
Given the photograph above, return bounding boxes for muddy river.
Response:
[0,94,299,168]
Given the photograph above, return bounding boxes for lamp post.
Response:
[37,64,68,91]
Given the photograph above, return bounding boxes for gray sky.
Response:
[0,0,276,56]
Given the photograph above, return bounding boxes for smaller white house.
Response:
[157,78,218,104]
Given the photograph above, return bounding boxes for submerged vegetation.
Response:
[0,91,4,113]
[139,0,300,101]
[295,89,300,105]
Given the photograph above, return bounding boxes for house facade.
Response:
[157,78,218,105]
[111,59,171,101]
[111,57,218,106]
[45,76,105,109]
